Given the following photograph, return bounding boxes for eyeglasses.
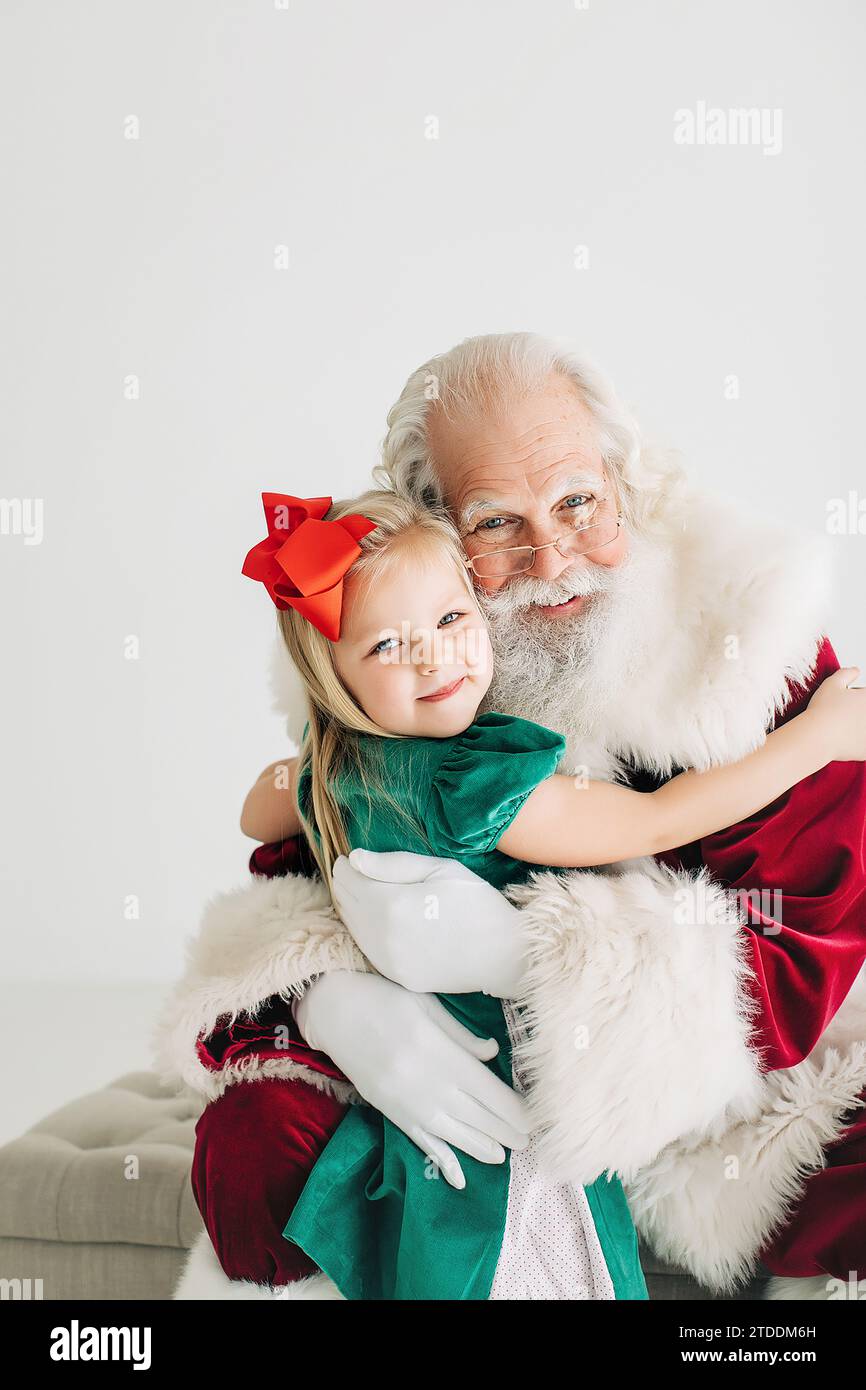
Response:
[464,497,623,579]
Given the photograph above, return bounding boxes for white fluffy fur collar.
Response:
[583,485,835,777]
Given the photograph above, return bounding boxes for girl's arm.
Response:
[240,757,301,843]
[497,667,866,869]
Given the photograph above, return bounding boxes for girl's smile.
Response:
[417,676,466,703]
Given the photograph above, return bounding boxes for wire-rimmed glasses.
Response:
[464,496,623,579]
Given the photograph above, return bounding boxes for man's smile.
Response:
[534,593,590,618]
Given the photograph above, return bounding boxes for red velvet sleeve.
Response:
[248,832,318,881]
[664,637,866,1072]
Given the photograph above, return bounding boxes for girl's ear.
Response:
[268,635,308,749]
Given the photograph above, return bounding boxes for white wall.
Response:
[2,0,863,983]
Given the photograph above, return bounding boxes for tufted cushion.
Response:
[0,1072,204,1250]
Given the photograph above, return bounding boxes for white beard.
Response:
[478,529,673,782]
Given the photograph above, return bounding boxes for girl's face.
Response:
[333,540,494,737]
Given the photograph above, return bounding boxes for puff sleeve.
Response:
[426,713,566,858]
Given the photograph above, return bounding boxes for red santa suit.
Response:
[155,484,866,1299]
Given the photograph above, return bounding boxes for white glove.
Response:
[331,849,528,998]
[293,970,531,1189]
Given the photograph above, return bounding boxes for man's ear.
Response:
[268,635,307,748]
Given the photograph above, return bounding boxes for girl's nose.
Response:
[416,633,454,675]
[414,640,441,675]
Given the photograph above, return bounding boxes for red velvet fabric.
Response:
[758,1103,866,1279]
[248,830,319,881]
[191,1076,348,1285]
[660,637,866,1073]
[194,994,349,1087]
[189,833,355,1284]
[657,637,866,1279]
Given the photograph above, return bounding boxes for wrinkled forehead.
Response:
[427,380,607,526]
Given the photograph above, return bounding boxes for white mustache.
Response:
[478,564,620,616]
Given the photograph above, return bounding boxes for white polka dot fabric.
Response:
[489,1000,616,1301]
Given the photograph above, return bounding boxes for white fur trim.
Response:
[627,1042,866,1293]
[508,859,764,1186]
[151,872,372,1102]
[589,487,834,778]
[174,1232,343,1301]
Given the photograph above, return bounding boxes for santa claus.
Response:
[157,332,866,1301]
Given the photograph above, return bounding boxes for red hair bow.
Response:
[242,493,377,640]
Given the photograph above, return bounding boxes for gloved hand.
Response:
[293,970,531,1189]
[331,848,528,998]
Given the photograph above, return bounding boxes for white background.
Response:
[2,0,864,999]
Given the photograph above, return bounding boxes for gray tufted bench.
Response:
[0,1071,767,1300]
[0,1072,203,1300]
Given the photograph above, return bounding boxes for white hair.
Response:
[375,331,684,535]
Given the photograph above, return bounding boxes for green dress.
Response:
[284,712,647,1301]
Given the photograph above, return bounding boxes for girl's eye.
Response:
[438,611,463,627]
[370,636,400,656]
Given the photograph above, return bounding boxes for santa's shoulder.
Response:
[664,484,833,673]
[618,483,836,772]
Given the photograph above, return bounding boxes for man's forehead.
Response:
[430,371,594,450]
[433,412,595,467]
[429,395,604,514]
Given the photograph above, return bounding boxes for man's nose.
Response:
[526,539,578,582]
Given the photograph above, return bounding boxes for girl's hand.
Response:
[805,666,866,760]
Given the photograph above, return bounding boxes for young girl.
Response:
[241,488,866,1301]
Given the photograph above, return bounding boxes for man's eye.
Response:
[370,636,400,656]
[438,611,464,627]
[477,516,509,531]
[563,494,592,509]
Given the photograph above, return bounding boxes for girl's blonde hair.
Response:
[277,489,474,890]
